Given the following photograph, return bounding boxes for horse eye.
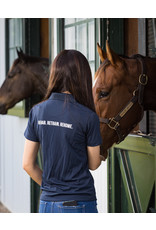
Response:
[99,91,109,99]
[8,74,14,79]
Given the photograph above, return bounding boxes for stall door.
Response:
[108,135,156,213]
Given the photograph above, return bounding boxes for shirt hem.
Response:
[40,193,97,202]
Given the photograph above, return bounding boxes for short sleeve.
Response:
[86,112,102,146]
[24,108,39,142]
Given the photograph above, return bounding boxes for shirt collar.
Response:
[49,92,76,103]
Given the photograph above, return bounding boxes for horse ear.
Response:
[106,40,121,66]
[97,43,107,62]
[16,47,25,61]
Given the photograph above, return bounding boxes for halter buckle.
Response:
[108,117,119,130]
[139,74,148,85]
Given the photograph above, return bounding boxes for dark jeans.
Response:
[39,200,98,213]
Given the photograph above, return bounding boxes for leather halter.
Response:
[99,56,148,144]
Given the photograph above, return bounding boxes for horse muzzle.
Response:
[100,145,109,160]
[0,103,7,114]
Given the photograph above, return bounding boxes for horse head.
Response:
[0,49,49,114]
[93,41,144,159]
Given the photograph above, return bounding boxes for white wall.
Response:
[0,19,5,87]
[91,162,108,213]
[0,18,30,213]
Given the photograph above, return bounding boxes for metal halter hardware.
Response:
[107,118,119,130]
[139,74,148,85]
[99,56,148,144]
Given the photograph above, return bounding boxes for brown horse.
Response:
[93,41,156,160]
[0,49,49,114]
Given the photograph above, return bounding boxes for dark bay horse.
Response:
[93,41,156,160]
[0,49,49,114]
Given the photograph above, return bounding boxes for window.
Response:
[59,18,100,81]
[147,18,156,136]
[152,19,156,49]
[7,19,23,69]
[64,18,95,76]
[6,18,25,117]
[5,18,40,117]
[147,18,156,58]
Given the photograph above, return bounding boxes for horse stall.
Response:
[101,18,156,213]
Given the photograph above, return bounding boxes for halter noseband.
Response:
[99,56,148,144]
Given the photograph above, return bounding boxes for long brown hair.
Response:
[44,49,95,111]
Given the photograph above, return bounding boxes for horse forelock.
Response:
[94,59,111,86]
[93,76,98,87]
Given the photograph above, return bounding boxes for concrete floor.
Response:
[0,202,10,213]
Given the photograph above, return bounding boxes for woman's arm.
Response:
[87,146,105,170]
[23,139,42,186]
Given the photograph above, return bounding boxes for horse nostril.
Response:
[0,103,7,115]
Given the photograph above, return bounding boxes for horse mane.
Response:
[119,54,146,59]
[20,53,49,65]
[94,54,149,80]
[119,54,156,61]
[14,50,49,66]
[11,52,50,78]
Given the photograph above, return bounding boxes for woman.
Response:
[23,49,104,213]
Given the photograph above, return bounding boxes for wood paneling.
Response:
[124,18,138,56]
[40,18,49,58]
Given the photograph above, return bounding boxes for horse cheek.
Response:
[18,78,34,98]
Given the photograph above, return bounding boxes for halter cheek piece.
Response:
[99,56,148,144]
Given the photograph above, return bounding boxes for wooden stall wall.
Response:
[124,18,138,56]
[40,18,49,58]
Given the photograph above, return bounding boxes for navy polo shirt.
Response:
[24,93,102,202]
